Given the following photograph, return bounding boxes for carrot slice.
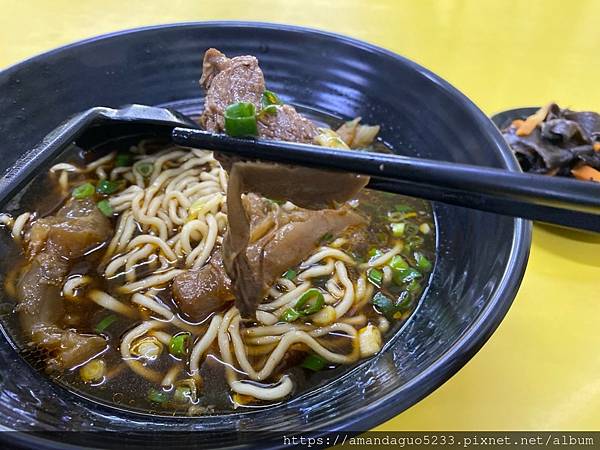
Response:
[594,142,600,152]
[516,103,552,137]
[571,165,600,182]
[511,119,525,129]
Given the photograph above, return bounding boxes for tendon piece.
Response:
[223,163,367,317]
[33,326,106,372]
[222,161,368,210]
[173,195,365,320]
[16,198,112,370]
[27,197,113,259]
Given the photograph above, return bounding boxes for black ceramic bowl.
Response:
[0,22,531,449]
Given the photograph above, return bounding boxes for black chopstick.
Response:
[172,127,600,233]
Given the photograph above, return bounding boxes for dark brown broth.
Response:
[0,136,436,416]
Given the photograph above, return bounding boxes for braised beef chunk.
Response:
[17,198,112,370]
[258,105,318,143]
[194,48,373,317]
[200,48,318,143]
[502,103,600,177]
[27,198,113,259]
[200,48,265,134]
[172,251,233,320]
[172,195,365,320]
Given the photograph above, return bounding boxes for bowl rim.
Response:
[0,20,532,439]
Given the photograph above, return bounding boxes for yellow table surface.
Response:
[1,0,599,431]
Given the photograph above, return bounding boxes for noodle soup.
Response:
[0,136,435,415]
[0,47,437,415]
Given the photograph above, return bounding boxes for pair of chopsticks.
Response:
[2,104,598,233]
[172,127,600,233]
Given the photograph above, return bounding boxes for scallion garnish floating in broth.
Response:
[0,48,436,415]
[0,139,434,414]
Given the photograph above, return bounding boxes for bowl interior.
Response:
[0,22,530,445]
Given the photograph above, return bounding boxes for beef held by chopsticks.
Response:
[173,48,379,318]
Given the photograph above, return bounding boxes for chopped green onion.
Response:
[414,252,432,271]
[96,179,121,195]
[389,255,408,271]
[392,267,422,286]
[135,162,153,178]
[173,385,192,403]
[72,182,95,199]
[391,222,405,237]
[406,234,424,250]
[388,211,417,222]
[224,102,258,137]
[95,315,118,333]
[147,388,168,404]
[264,104,278,114]
[367,268,383,286]
[280,308,301,322]
[169,333,189,357]
[352,254,365,264]
[395,291,413,312]
[295,288,325,315]
[301,354,327,371]
[394,204,413,213]
[371,292,396,320]
[266,197,285,206]
[115,152,133,167]
[404,223,419,237]
[406,280,421,293]
[96,199,113,217]
[375,231,388,243]
[319,232,334,243]
[283,269,297,281]
[367,247,382,260]
[262,90,282,107]
[258,104,278,118]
